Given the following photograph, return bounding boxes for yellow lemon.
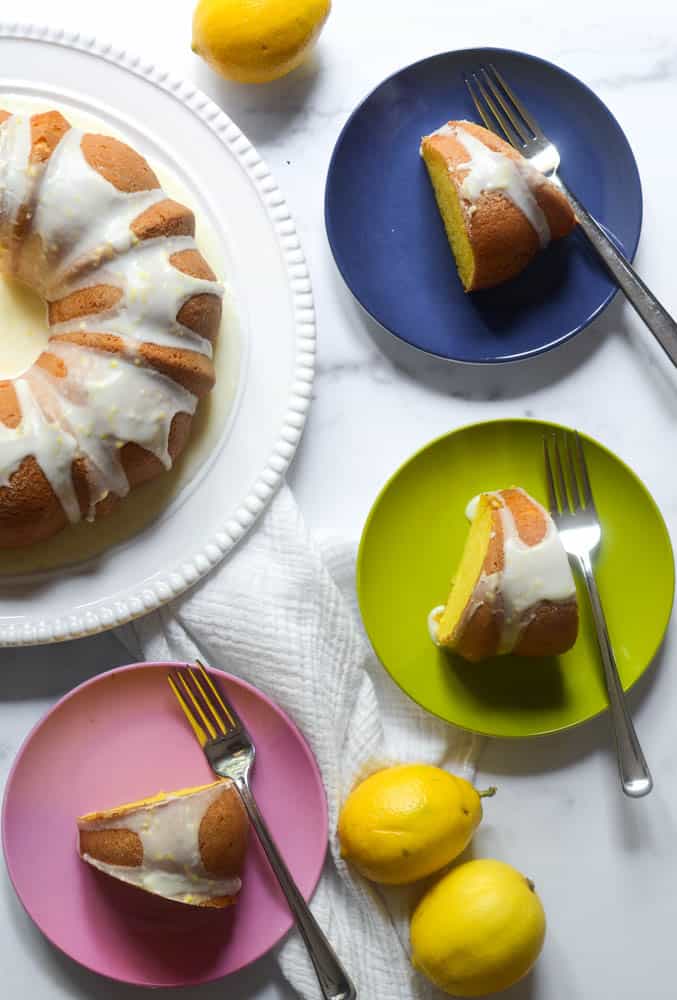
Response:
[337,764,493,885]
[411,859,546,997]
[192,0,331,84]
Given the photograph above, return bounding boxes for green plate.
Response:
[357,419,674,738]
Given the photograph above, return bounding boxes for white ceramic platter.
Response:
[0,23,315,645]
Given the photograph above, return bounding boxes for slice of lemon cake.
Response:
[429,487,578,662]
[77,779,248,907]
[420,121,575,291]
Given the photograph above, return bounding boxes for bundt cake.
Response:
[0,108,223,547]
[77,779,248,908]
[429,487,578,662]
[420,120,576,291]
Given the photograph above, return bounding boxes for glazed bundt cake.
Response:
[430,487,578,662]
[420,120,576,291]
[78,779,248,908]
[0,109,223,547]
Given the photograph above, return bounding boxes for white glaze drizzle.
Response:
[430,489,575,652]
[78,782,241,905]
[423,120,550,248]
[0,112,224,523]
[468,489,575,652]
[32,341,196,518]
[32,127,167,289]
[0,376,80,520]
[465,494,481,521]
[0,116,34,233]
[428,604,444,645]
[453,126,550,247]
[51,235,219,357]
[430,123,455,137]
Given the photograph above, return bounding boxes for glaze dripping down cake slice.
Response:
[77,779,248,907]
[430,487,578,662]
[420,120,575,291]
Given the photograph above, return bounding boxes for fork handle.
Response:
[235,781,356,1000]
[560,181,677,367]
[575,551,653,798]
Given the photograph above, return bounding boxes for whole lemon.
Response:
[192,0,331,84]
[337,764,491,885]
[411,859,546,997]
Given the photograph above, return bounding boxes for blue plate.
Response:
[325,48,643,364]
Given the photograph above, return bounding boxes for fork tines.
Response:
[463,64,541,150]
[168,661,239,748]
[543,431,595,515]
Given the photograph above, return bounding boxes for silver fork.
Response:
[168,662,356,1000]
[464,64,677,368]
[544,432,653,798]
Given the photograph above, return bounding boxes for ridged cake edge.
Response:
[0,21,316,645]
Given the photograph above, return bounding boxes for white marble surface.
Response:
[3,1,677,998]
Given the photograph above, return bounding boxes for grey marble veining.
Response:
[3,2,677,998]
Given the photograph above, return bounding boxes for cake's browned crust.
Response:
[177,294,222,343]
[119,413,192,491]
[0,382,20,428]
[77,781,247,909]
[198,895,239,909]
[66,414,191,525]
[170,248,216,281]
[199,783,249,877]
[421,121,576,291]
[48,331,215,398]
[455,602,503,663]
[79,828,143,867]
[500,487,546,545]
[170,249,222,344]
[30,111,70,164]
[48,285,123,324]
[0,111,221,549]
[139,343,215,396]
[0,398,195,548]
[514,599,579,657]
[454,124,574,240]
[0,455,69,547]
[81,134,159,192]
[131,199,195,240]
[0,418,195,550]
[452,489,578,662]
[36,351,67,378]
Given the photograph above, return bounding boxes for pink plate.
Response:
[1,661,328,988]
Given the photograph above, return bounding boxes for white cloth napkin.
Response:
[117,484,483,999]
